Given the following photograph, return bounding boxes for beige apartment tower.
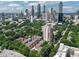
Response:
[42,23,54,41]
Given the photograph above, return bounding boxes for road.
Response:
[54,24,70,47]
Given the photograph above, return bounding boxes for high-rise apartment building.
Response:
[42,23,54,41]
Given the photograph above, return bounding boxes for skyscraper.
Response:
[25,9,31,19]
[42,5,46,20]
[46,11,50,22]
[37,3,41,19]
[25,9,29,19]
[20,11,24,18]
[2,12,5,21]
[50,8,53,21]
[58,1,63,23]
[77,10,79,15]
[46,9,53,22]
[51,8,53,15]
[53,10,58,22]
[43,5,46,13]
[30,6,34,22]
[70,15,75,20]
[50,8,57,22]
[31,6,34,17]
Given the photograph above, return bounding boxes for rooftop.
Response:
[54,43,79,57]
[0,49,25,57]
[18,35,44,51]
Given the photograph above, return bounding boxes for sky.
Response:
[0,1,79,13]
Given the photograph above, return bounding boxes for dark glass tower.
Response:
[37,3,41,19]
[43,5,45,13]
[31,6,34,17]
[58,1,63,22]
[42,5,46,20]
[51,8,53,14]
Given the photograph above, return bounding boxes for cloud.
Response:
[8,3,20,7]
[63,6,79,13]
[23,1,29,3]
[38,1,47,5]
[44,1,59,5]
[6,3,22,13]
[0,7,8,10]
[63,6,73,9]
[63,6,73,13]
[28,1,49,6]
[28,2,38,6]
[63,6,73,12]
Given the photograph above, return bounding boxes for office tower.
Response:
[58,1,63,22]
[77,10,79,15]
[43,5,45,13]
[37,3,41,19]
[77,16,79,19]
[51,8,53,15]
[31,6,34,17]
[46,9,53,22]
[2,13,5,21]
[76,11,79,19]
[20,11,24,18]
[50,8,54,21]
[42,24,54,41]
[70,15,75,20]
[12,15,15,21]
[42,5,46,20]
[53,10,58,22]
[46,11,50,22]
[25,9,29,19]
[25,9,28,15]
[51,8,57,22]
[31,6,34,22]
[12,16,18,21]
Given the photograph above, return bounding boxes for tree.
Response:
[41,41,48,47]
[49,47,57,57]
[20,46,30,56]
[40,44,51,57]
[4,30,15,36]
[13,40,30,56]
[1,41,9,50]
[29,50,39,57]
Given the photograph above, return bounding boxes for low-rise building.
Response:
[54,43,79,57]
[18,35,44,51]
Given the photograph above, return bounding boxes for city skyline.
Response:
[1,1,79,57]
[0,1,79,13]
